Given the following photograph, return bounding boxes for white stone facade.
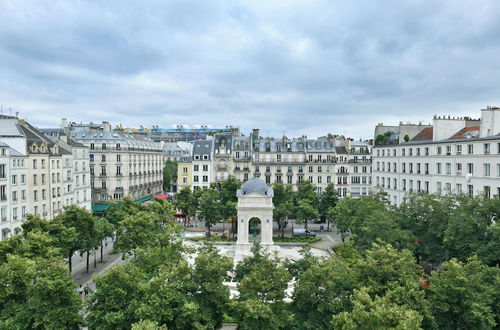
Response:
[0,116,92,240]
[373,107,500,205]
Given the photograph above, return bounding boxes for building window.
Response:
[194,165,199,171]
[203,165,208,171]
[456,184,462,193]
[484,143,490,154]
[484,186,491,199]
[456,145,462,155]
[467,163,474,175]
[437,146,442,155]
[468,144,473,154]
[183,167,188,174]
[437,163,441,174]
[484,164,491,177]
[446,146,451,155]
[467,184,474,197]
[194,176,199,182]
[202,176,208,182]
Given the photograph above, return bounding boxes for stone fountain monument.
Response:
[234,177,277,260]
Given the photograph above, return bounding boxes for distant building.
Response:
[0,115,91,240]
[177,155,193,191]
[58,120,163,209]
[373,106,500,205]
[176,127,372,197]
[191,140,214,190]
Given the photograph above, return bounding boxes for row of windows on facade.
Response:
[251,154,365,163]
[377,142,500,157]
[89,142,161,152]
[377,176,500,199]
[250,165,371,174]
[0,197,82,222]
[376,162,500,177]
[231,174,371,185]
[90,153,162,163]
[89,166,162,176]
[1,186,87,206]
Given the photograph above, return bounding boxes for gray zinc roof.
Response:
[237,177,274,196]
[192,140,213,159]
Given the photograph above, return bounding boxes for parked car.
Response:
[292,228,317,237]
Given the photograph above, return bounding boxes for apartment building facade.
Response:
[0,116,92,240]
[62,120,163,205]
[177,128,372,197]
[191,140,213,190]
[373,107,500,205]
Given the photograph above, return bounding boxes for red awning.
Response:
[154,193,169,199]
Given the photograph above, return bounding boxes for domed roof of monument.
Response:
[239,177,273,196]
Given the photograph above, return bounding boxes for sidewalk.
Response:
[71,240,124,286]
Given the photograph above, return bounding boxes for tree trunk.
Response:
[305,219,308,231]
[100,244,103,262]
[68,251,73,272]
[94,251,97,268]
[86,252,90,274]
[327,220,330,231]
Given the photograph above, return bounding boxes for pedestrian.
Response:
[83,285,90,299]
[77,285,83,297]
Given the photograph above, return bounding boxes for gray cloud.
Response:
[1,0,500,139]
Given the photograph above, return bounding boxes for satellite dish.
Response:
[465,173,472,183]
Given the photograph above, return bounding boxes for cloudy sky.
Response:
[1,0,499,139]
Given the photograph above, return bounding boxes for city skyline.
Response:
[1,1,500,139]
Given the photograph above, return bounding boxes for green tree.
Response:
[274,201,292,238]
[428,257,499,329]
[191,245,232,328]
[86,263,145,329]
[95,217,114,262]
[198,188,221,235]
[296,180,319,210]
[131,320,167,330]
[56,205,98,272]
[292,257,358,329]
[329,196,409,250]
[163,160,177,192]
[295,200,319,231]
[174,188,197,220]
[395,193,452,265]
[20,214,78,264]
[104,197,143,227]
[114,211,161,256]
[0,254,83,329]
[232,243,292,329]
[230,299,283,330]
[331,288,423,330]
[319,183,338,230]
[273,183,294,237]
[219,175,240,204]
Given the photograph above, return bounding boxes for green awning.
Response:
[92,204,109,212]
[135,196,153,204]
[92,195,154,213]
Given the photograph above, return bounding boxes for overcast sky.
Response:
[1,0,499,139]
